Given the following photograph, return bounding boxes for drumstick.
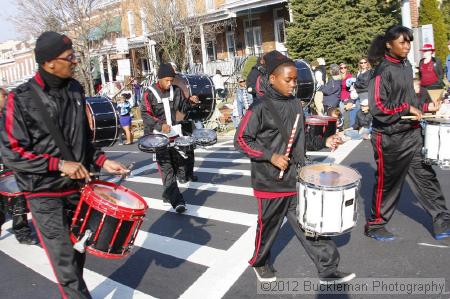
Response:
[401,114,446,120]
[279,114,300,180]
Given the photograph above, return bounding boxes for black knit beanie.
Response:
[264,50,294,75]
[34,31,73,65]
[158,63,176,79]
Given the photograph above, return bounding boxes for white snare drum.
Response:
[297,164,361,236]
[422,118,450,170]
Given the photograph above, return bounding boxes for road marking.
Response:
[195,157,251,164]
[193,167,250,176]
[418,242,449,248]
[195,149,240,154]
[0,221,156,299]
[306,151,331,156]
[142,197,256,226]
[104,150,141,154]
[214,139,234,146]
[211,144,235,148]
[134,231,226,267]
[323,139,362,164]
[126,176,253,196]
[179,225,256,299]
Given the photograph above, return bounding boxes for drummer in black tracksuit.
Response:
[365,25,450,241]
[0,32,128,299]
[234,50,354,284]
[141,64,199,213]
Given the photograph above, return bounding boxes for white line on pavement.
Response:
[195,149,240,154]
[143,197,256,226]
[214,139,234,146]
[193,167,250,176]
[134,231,226,267]
[126,176,253,196]
[418,242,449,248]
[195,157,250,164]
[211,144,235,148]
[0,221,156,299]
[323,139,362,164]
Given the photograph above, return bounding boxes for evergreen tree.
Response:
[286,0,399,70]
[441,0,450,40]
[419,0,447,66]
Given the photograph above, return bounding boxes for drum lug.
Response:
[73,229,92,253]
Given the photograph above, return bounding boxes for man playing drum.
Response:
[0,31,128,299]
[234,50,354,284]
[140,63,199,213]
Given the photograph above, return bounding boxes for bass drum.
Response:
[173,74,216,121]
[294,59,316,104]
[86,97,120,148]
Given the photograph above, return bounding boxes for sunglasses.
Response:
[239,80,245,83]
[340,66,347,69]
[55,53,77,63]
[359,61,367,64]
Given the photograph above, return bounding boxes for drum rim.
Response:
[298,163,362,188]
[425,119,450,125]
[138,134,170,152]
[294,59,317,103]
[82,180,148,218]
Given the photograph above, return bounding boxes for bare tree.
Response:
[12,0,118,95]
[138,0,229,72]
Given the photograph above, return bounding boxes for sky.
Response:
[0,0,20,42]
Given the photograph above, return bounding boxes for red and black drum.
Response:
[173,74,216,121]
[70,181,148,259]
[85,97,120,148]
[0,171,27,216]
[305,115,337,139]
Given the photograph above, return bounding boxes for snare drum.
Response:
[70,181,148,259]
[138,134,170,153]
[297,164,361,236]
[174,136,196,152]
[422,118,450,169]
[0,172,27,216]
[192,128,217,146]
[305,116,337,139]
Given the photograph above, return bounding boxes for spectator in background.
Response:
[117,93,133,145]
[232,76,253,128]
[328,107,343,132]
[354,57,372,102]
[317,57,327,84]
[339,63,355,129]
[212,70,226,99]
[311,59,325,115]
[419,44,444,90]
[344,99,373,140]
[322,64,342,114]
[132,79,141,107]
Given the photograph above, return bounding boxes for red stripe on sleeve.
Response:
[237,110,264,158]
[374,75,409,115]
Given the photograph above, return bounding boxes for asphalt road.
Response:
[0,138,449,299]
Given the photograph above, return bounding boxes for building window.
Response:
[206,0,214,11]
[274,19,285,43]
[244,18,262,56]
[226,32,236,59]
[127,11,135,38]
[140,9,148,36]
[273,8,287,53]
[206,41,216,62]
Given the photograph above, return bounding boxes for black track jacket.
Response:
[234,86,325,194]
[0,72,106,193]
[368,54,430,135]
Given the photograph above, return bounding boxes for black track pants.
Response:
[27,193,92,299]
[249,195,340,278]
[156,147,185,208]
[367,128,450,233]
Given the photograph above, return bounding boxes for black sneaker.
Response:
[175,203,186,214]
[434,217,450,240]
[17,235,38,245]
[364,225,395,241]
[178,177,187,184]
[320,271,355,285]
[252,264,276,282]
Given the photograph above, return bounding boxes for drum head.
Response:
[138,134,169,151]
[299,164,361,188]
[175,136,195,146]
[192,128,217,145]
[0,174,21,196]
[294,59,316,103]
[92,184,146,209]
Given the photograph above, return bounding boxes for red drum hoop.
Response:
[70,180,148,259]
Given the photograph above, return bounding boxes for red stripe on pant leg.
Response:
[374,132,384,221]
[249,198,263,266]
[26,201,69,299]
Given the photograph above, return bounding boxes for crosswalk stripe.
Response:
[323,139,362,164]
[142,197,256,226]
[126,176,253,196]
[195,157,250,164]
[193,167,250,176]
[134,231,225,267]
[194,149,240,154]
[0,221,156,299]
[210,144,235,148]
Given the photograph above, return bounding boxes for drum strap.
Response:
[29,80,76,161]
[148,86,174,126]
